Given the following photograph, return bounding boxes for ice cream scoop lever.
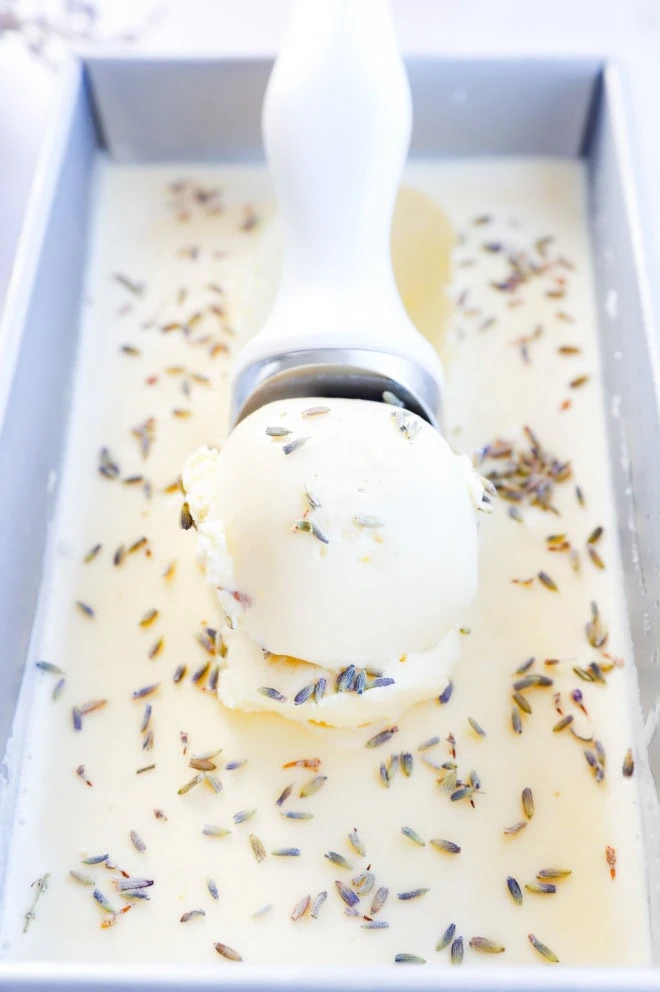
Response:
[230,0,445,428]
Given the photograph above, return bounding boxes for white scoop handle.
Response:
[233,0,444,383]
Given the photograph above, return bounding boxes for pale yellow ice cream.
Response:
[183,395,489,727]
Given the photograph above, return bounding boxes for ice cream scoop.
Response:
[231,0,445,428]
[183,398,491,728]
[182,0,493,728]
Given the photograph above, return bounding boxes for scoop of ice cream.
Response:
[183,397,488,728]
[184,397,479,662]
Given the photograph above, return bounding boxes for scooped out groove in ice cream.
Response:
[182,395,492,728]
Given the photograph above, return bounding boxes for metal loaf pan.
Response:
[0,53,658,991]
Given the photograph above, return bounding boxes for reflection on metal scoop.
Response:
[233,349,441,428]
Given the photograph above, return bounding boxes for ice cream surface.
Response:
[0,160,651,969]
[183,396,487,727]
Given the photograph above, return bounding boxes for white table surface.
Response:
[1,0,660,313]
